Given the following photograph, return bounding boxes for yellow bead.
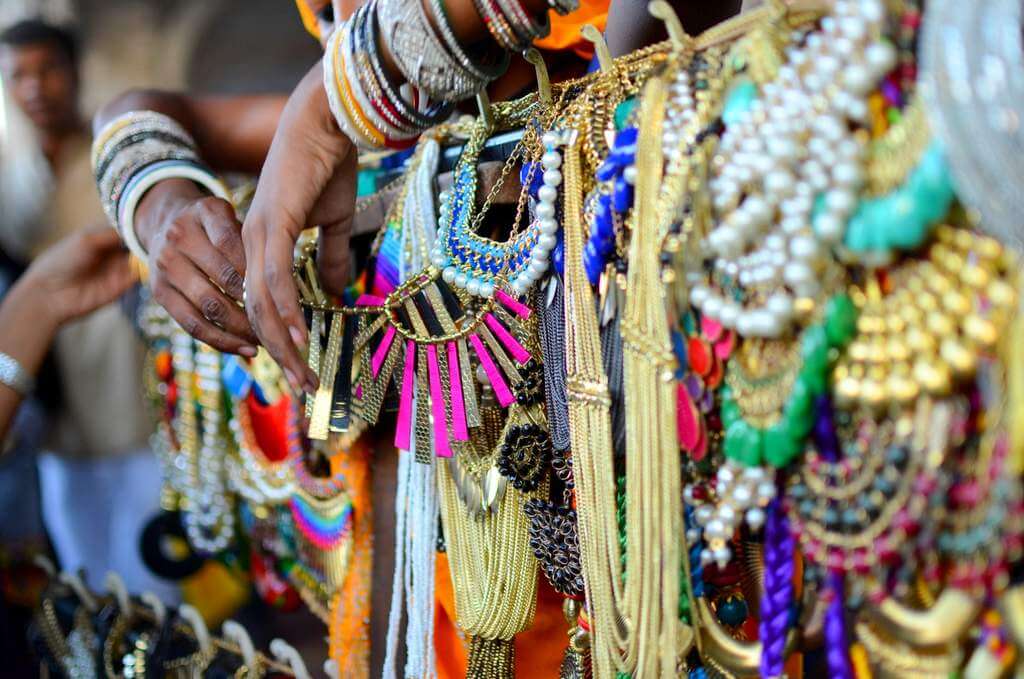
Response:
[940,337,976,377]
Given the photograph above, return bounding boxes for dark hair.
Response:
[0,19,79,68]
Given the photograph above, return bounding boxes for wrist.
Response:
[134,178,206,252]
[0,281,57,375]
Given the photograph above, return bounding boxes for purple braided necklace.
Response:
[758,496,794,678]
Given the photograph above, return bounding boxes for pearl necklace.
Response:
[431,121,564,300]
[693,0,895,338]
[174,333,235,555]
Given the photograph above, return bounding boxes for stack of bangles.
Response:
[324,0,574,150]
[92,111,231,262]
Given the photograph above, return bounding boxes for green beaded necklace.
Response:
[720,294,858,469]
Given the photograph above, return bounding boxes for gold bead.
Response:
[913,358,952,396]
[987,279,1016,308]
[963,313,998,347]
[940,338,976,377]
[925,311,955,338]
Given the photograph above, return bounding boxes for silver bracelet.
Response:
[0,352,34,396]
[378,0,487,101]
[426,0,509,84]
[547,0,579,16]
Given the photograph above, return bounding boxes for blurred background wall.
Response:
[1,0,321,119]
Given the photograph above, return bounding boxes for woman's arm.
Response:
[0,228,135,442]
[91,92,287,355]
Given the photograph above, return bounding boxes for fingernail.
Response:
[304,370,319,395]
[239,345,257,357]
[289,325,307,349]
[283,368,301,392]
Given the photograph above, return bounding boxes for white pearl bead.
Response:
[538,185,558,203]
[538,218,558,235]
[790,234,820,261]
[843,63,874,96]
[839,16,867,41]
[718,505,737,524]
[536,202,555,219]
[757,481,777,501]
[466,279,481,296]
[783,261,813,287]
[531,249,549,264]
[732,484,752,505]
[454,272,468,288]
[781,216,806,234]
[479,282,495,298]
[765,170,796,199]
[713,546,732,569]
[861,0,884,24]
[442,267,457,284]
[705,290,728,315]
[815,213,844,243]
[623,165,637,185]
[690,285,709,306]
[538,233,557,250]
[719,302,739,329]
[542,169,562,187]
[826,189,857,216]
[833,162,864,189]
[736,311,755,336]
[744,196,771,226]
[541,131,560,147]
[706,519,727,540]
[766,293,794,320]
[541,151,562,170]
[764,233,785,252]
[730,209,755,236]
[746,507,766,530]
[695,505,713,525]
[528,260,547,276]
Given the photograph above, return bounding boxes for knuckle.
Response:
[219,264,243,293]
[165,220,187,244]
[200,297,225,323]
[264,265,282,288]
[153,249,173,274]
[181,315,202,338]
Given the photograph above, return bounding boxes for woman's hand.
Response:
[242,61,357,394]
[136,178,258,356]
[19,226,137,331]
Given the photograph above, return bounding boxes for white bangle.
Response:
[118,160,232,262]
[0,352,34,396]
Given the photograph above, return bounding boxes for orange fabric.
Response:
[328,437,374,679]
[296,0,611,60]
[534,0,610,59]
[434,552,568,678]
[296,0,323,42]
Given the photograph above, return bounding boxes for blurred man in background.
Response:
[0,19,174,601]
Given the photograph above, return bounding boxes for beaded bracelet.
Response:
[324,4,454,150]
[93,111,228,259]
[427,0,510,84]
[378,0,488,101]
[117,159,231,261]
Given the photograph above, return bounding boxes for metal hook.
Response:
[523,48,553,106]
[58,570,99,612]
[476,90,495,134]
[580,24,614,74]
[223,620,260,676]
[140,591,166,626]
[648,1,689,50]
[179,603,213,655]
[270,638,312,679]
[33,554,56,578]
[104,571,132,617]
